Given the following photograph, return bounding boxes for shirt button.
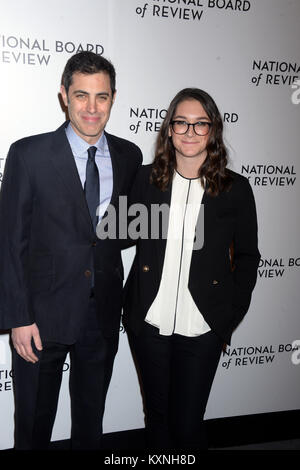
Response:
[85,270,92,278]
[142,265,150,272]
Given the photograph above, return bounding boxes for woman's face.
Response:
[168,98,211,165]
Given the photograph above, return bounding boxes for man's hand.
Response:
[11,323,43,363]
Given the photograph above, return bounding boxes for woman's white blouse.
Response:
[145,171,211,337]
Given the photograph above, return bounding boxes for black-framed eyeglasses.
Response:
[170,120,212,136]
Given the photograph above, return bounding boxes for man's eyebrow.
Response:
[72,90,110,96]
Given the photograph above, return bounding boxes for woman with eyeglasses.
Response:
[123,88,260,451]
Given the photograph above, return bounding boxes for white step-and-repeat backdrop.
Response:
[0,0,299,450]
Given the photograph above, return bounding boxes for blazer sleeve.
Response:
[0,142,35,329]
[231,178,260,330]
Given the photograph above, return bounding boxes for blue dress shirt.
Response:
[65,123,113,223]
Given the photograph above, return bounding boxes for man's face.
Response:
[60,71,116,144]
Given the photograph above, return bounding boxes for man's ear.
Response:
[112,90,117,105]
[60,85,68,107]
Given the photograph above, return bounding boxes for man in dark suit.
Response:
[0,51,142,449]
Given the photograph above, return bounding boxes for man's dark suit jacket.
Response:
[123,165,260,345]
[0,122,142,344]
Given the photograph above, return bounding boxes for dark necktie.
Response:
[84,146,99,231]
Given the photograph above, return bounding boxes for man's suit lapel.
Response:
[49,127,131,237]
[49,122,93,233]
[105,132,122,208]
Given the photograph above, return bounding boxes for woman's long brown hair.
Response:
[151,88,233,195]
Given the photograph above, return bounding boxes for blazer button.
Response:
[92,241,97,247]
[212,280,219,285]
[85,270,92,278]
[142,265,150,273]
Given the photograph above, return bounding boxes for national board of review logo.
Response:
[0,35,104,65]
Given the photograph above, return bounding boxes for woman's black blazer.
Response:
[123,164,260,345]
